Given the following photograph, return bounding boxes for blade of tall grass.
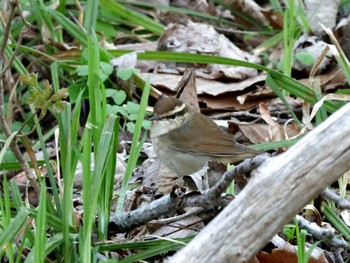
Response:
[119,0,257,31]
[5,45,28,75]
[81,115,118,263]
[84,0,99,32]
[33,181,47,263]
[46,8,87,46]
[0,207,29,257]
[115,78,151,214]
[283,0,297,83]
[0,132,18,164]
[266,74,301,126]
[98,118,120,240]
[100,0,164,35]
[269,0,283,13]
[310,82,328,125]
[87,30,104,146]
[28,0,58,42]
[118,237,190,263]
[9,180,23,210]
[25,233,64,263]
[322,202,350,242]
[214,0,267,30]
[256,31,284,53]
[97,235,192,251]
[0,161,45,171]
[1,176,14,262]
[28,208,77,233]
[56,102,79,261]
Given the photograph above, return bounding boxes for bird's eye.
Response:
[169,114,176,119]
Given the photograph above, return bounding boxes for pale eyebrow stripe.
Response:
[159,103,186,117]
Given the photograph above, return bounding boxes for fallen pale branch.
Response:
[109,155,268,233]
[168,102,350,263]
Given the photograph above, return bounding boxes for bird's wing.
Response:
[165,111,256,158]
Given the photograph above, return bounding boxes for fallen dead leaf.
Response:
[138,72,266,96]
[259,102,285,141]
[256,235,329,263]
[157,21,259,80]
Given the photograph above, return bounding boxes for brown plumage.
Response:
[150,96,258,175]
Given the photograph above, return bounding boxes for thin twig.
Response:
[322,188,350,209]
[0,1,18,62]
[0,28,26,78]
[296,215,348,249]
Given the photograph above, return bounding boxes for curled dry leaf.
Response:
[139,72,266,97]
[110,50,144,70]
[235,123,300,144]
[298,68,347,92]
[157,21,259,80]
[176,68,200,112]
[259,102,285,141]
[303,0,339,36]
[257,235,328,263]
[142,157,185,195]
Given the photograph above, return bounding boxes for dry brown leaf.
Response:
[201,94,257,111]
[261,8,284,29]
[176,68,200,112]
[304,0,339,35]
[157,21,259,80]
[259,102,285,141]
[237,123,271,144]
[256,237,328,263]
[298,68,347,92]
[142,157,185,195]
[138,72,265,96]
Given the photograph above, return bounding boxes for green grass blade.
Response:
[81,115,117,262]
[9,180,23,210]
[116,78,151,213]
[100,0,164,35]
[0,208,29,255]
[119,238,190,263]
[28,208,77,233]
[25,233,64,263]
[266,74,301,126]
[46,8,87,46]
[0,132,18,164]
[84,0,99,32]
[119,0,254,30]
[322,202,350,242]
[34,181,47,263]
[1,176,14,262]
[98,118,120,239]
[0,161,45,171]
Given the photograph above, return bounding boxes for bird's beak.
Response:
[150,115,161,121]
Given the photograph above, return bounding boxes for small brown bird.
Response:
[150,96,258,176]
